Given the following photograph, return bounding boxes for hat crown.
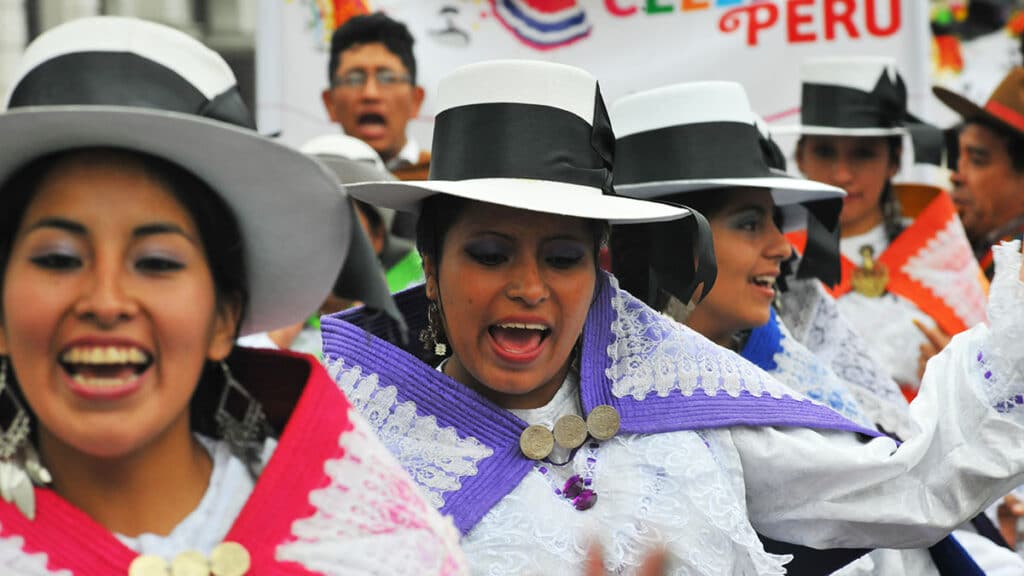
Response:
[5,16,253,129]
[435,60,597,124]
[428,60,613,193]
[613,81,773,188]
[797,56,907,134]
[301,134,386,168]
[611,81,754,138]
[800,56,899,93]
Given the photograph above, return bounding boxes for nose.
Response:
[506,257,549,306]
[360,75,382,99]
[950,167,966,189]
[73,262,138,328]
[765,220,794,262]
[832,157,855,188]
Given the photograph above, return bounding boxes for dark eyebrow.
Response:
[26,217,86,235]
[24,218,198,245]
[965,145,990,158]
[134,223,199,245]
[727,204,767,216]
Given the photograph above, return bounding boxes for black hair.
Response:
[327,12,418,85]
[964,116,1024,173]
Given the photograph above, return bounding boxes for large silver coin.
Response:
[586,405,621,441]
[553,414,587,449]
[519,424,555,460]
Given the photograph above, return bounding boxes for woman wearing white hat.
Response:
[612,80,1023,575]
[324,59,1024,575]
[0,17,464,575]
[791,57,988,399]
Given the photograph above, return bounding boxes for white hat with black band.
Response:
[346,59,689,224]
[0,16,350,335]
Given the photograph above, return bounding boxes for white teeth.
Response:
[61,346,149,365]
[496,323,547,331]
[71,374,133,388]
[752,276,776,286]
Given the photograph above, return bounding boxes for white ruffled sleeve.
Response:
[974,240,1024,416]
[734,240,1024,550]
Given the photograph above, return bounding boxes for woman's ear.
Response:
[423,254,439,301]
[207,298,242,362]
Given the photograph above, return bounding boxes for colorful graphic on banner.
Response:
[258,0,928,151]
[491,0,591,50]
[298,0,373,45]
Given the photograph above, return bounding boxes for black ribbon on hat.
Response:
[430,84,614,192]
[797,198,843,287]
[8,52,255,129]
[801,70,908,131]
[610,204,717,311]
[615,122,768,185]
[802,70,946,166]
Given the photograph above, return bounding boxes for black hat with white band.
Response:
[0,16,350,335]
[346,60,689,224]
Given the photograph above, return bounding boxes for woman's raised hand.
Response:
[584,544,666,576]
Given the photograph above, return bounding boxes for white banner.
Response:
[258,0,930,153]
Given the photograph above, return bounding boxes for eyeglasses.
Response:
[331,69,412,90]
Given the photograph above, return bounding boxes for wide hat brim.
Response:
[347,178,690,224]
[0,106,350,336]
[933,85,1023,135]
[770,123,905,137]
[615,171,845,207]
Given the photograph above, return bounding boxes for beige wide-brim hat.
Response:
[347,60,691,225]
[1,16,350,335]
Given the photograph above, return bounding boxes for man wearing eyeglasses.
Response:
[321,13,427,175]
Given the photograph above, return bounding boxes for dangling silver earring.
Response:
[0,357,50,520]
[420,301,449,357]
[215,362,271,481]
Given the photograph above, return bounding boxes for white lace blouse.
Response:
[456,242,1024,575]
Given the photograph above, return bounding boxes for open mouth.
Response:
[488,322,551,357]
[751,275,776,290]
[357,113,387,127]
[59,346,152,390]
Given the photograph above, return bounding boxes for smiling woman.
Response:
[0,16,464,576]
[611,80,1024,574]
[790,56,989,395]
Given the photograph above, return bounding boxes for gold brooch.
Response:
[128,542,250,576]
[851,245,889,298]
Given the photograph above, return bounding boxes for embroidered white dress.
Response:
[325,243,1024,575]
